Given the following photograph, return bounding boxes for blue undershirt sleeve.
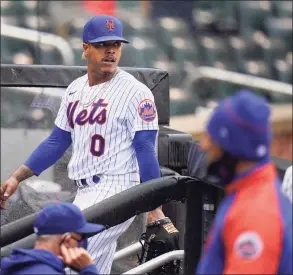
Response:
[133,130,160,183]
[24,126,72,176]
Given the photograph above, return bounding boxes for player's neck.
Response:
[87,68,116,87]
[34,241,60,256]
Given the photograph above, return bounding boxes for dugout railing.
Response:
[1,64,292,275]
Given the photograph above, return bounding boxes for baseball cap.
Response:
[206,90,272,161]
[82,15,129,44]
[33,202,105,237]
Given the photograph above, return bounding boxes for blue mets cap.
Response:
[34,202,105,237]
[82,15,129,44]
[206,90,272,161]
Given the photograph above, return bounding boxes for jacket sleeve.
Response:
[79,264,99,274]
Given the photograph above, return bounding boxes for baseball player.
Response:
[195,90,292,274]
[0,15,179,274]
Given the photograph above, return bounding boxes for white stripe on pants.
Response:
[69,173,140,274]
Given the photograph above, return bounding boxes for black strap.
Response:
[146,217,171,229]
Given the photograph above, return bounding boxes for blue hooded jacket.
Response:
[0,248,98,275]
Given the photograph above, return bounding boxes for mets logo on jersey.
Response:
[234,231,264,260]
[138,99,156,122]
[106,20,115,31]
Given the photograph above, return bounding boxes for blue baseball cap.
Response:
[33,202,105,237]
[206,90,272,161]
[82,15,129,44]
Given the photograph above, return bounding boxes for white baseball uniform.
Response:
[54,68,159,274]
[282,165,292,203]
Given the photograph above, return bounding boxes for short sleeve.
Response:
[54,86,72,132]
[126,87,159,138]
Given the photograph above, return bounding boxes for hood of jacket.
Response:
[0,248,65,274]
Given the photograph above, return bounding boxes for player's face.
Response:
[83,41,122,74]
[200,133,223,164]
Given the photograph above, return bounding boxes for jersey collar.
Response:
[225,162,277,194]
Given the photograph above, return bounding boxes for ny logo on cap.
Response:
[106,20,115,31]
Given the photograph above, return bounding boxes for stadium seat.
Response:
[272,1,292,18]
[12,52,34,65]
[1,15,21,26]
[170,36,201,68]
[37,44,63,65]
[237,1,272,38]
[21,0,39,15]
[117,0,140,11]
[1,1,47,16]
[198,36,231,67]
[240,60,272,79]
[273,59,292,84]
[192,9,216,33]
[119,37,166,68]
[1,41,13,64]
[195,0,216,10]
[261,37,287,70]
[228,35,269,72]
[22,15,54,33]
[190,78,229,108]
[169,87,199,116]
[193,1,238,34]
[286,52,292,66]
[68,37,84,66]
[228,36,247,70]
[121,17,155,38]
[265,17,293,52]
[156,17,191,47]
[244,37,265,61]
[152,60,187,89]
[68,18,87,37]
[0,1,19,16]
[1,36,33,56]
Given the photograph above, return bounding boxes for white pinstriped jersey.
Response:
[55,69,159,180]
[282,165,292,203]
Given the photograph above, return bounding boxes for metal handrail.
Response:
[122,250,184,274]
[184,63,292,96]
[1,24,74,65]
[113,241,143,262]
[199,66,292,95]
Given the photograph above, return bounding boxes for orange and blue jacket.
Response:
[196,162,292,274]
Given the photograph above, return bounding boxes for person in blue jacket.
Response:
[0,202,105,274]
[196,90,292,274]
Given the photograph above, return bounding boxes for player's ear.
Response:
[82,43,89,59]
[62,234,72,248]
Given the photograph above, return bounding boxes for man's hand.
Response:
[147,206,165,224]
[1,165,35,209]
[60,245,94,271]
[0,177,19,209]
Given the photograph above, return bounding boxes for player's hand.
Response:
[0,177,19,209]
[60,244,94,271]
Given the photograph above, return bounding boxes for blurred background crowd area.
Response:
[1,1,292,105]
[1,0,292,161]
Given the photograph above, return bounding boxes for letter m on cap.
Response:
[106,20,115,31]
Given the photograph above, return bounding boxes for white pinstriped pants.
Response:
[68,173,140,274]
